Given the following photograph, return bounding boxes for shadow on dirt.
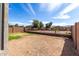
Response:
[26,31,77,56]
[61,38,76,56]
[26,31,71,38]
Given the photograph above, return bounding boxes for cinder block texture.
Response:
[72,26,76,49]
[9,26,24,33]
[9,27,13,33]
[75,22,79,55]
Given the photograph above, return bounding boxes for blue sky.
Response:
[9,3,79,26]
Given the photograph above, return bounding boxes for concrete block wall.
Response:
[9,26,24,33]
[71,26,76,49]
[75,22,79,55]
[72,22,79,55]
[9,26,13,33]
[13,26,24,33]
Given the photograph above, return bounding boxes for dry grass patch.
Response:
[9,33,30,40]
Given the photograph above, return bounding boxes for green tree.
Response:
[45,22,52,29]
[32,20,40,29]
[15,24,18,27]
[32,20,44,30]
[39,21,44,29]
[49,22,52,27]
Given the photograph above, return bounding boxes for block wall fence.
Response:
[9,26,71,33]
[9,26,25,33]
[9,26,32,33]
[72,22,79,55]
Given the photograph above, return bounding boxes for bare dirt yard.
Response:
[8,33,75,56]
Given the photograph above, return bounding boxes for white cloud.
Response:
[47,3,61,11]
[20,4,31,15]
[20,4,36,16]
[53,23,72,26]
[40,3,61,12]
[28,20,49,24]
[60,3,79,15]
[2,0,79,3]
[71,19,79,24]
[28,20,33,23]
[42,21,49,24]
[42,21,52,27]
[76,19,79,22]
[9,21,30,26]
[52,3,79,20]
[27,4,36,16]
[53,14,70,19]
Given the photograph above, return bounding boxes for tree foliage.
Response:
[32,20,40,28]
[32,20,52,30]
[15,24,19,27]
[45,22,52,28]
[39,21,44,29]
[32,20,44,29]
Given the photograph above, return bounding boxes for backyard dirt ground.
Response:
[8,34,76,56]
